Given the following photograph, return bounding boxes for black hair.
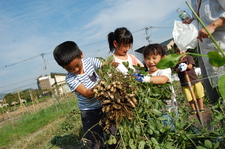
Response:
[53,41,82,67]
[142,44,166,58]
[107,27,133,52]
[173,43,178,49]
[173,43,181,53]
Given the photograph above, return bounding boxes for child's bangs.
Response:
[144,49,160,57]
[120,38,132,45]
[119,32,133,45]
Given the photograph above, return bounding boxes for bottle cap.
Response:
[176,8,181,13]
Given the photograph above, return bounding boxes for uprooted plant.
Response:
[94,59,139,134]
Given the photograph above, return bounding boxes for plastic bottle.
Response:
[176,8,191,21]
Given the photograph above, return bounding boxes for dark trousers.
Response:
[81,108,105,149]
[199,57,220,104]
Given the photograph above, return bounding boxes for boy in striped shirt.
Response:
[53,41,104,149]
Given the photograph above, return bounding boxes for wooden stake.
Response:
[16,88,28,113]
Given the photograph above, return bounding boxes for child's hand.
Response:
[111,60,120,68]
[133,73,150,83]
[178,63,187,72]
[133,73,144,82]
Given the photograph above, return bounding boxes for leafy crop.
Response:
[93,56,225,148]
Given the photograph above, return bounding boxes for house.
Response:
[37,73,70,96]
[135,38,174,54]
[51,73,71,96]
[37,75,54,90]
[160,38,174,51]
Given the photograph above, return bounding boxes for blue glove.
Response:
[178,63,187,72]
[133,73,144,82]
[135,77,144,82]
[133,73,144,77]
[133,73,150,83]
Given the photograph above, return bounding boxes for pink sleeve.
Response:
[128,53,144,67]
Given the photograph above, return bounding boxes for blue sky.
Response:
[0,0,192,94]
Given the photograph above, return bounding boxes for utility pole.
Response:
[41,53,48,76]
[142,26,173,44]
[144,26,153,44]
[41,53,52,93]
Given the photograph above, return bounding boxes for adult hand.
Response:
[197,25,216,42]
[182,17,194,24]
[178,63,187,72]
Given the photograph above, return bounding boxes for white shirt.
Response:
[113,54,136,71]
[150,68,173,83]
[66,57,102,111]
[191,0,225,87]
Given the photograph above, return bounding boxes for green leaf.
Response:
[151,109,162,115]
[134,125,141,134]
[122,61,129,68]
[158,116,168,121]
[218,74,225,99]
[156,54,184,69]
[129,139,136,149]
[196,146,207,149]
[208,51,225,67]
[204,140,212,149]
[138,141,146,149]
[104,55,114,63]
[147,129,153,135]
[151,137,159,145]
[214,141,219,149]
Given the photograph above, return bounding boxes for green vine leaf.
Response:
[204,140,212,149]
[138,140,146,149]
[156,54,184,69]
[151,137,159,145]
[196,146,207,149]
[214,141,220,149]
[218,74,225,99]
[129,139,136,149]
[104,55,114,63]
[208,51,225,67]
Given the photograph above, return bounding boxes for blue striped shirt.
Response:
[66,57,102,110]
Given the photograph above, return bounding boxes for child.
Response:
[107,27,143,73]
[136,44,178,115]
[53,41,104,149]
[174,43,205,115]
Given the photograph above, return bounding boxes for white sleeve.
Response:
[116,63,128,74]
[157,68,172,83]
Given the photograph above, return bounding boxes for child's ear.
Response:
[113,40,118,48]
[162,55,166,59]
[80,51,84,59]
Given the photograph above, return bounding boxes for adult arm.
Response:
[198,17,225,42]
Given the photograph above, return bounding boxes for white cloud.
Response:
[0,0,192,93]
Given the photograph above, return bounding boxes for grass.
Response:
[0,95,78,148]
[0,78,221,148]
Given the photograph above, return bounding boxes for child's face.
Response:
[114,41,131,56]
[144,54,164,73]
[63,58,83,75]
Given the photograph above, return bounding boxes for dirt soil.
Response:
[188,106,214,131]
